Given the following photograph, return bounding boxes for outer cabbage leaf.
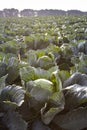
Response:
[32,119,51,130]
[20,66,36,82]
[34,66,58,80]
[60,43,73,59]
[63,72,87,88]
[1,41,18,54]
[78,40,87,54]
[37,55,55,70]
[40,70,65,124]
[2,111,27,130]
[63,84,87,110]
[20,65,58,83]
[46,44,61,58]
[0,85,25,110]
[58,70,70,84]
[6,57,19,84]
[78,53,87,73]
[50,70,63,91]
[71,53,87,74]
[27,50,37,66]
[41,102,64,125]
[0,75,8,94]
[0,62,7,78]
[53,107,87,130]
[28,79,54,102]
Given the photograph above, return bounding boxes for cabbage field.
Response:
[0,16,87,130]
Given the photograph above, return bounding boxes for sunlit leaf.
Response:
[63,84,87,110]
[37,55,55,70]
[63,72,87,88]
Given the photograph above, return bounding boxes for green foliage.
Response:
[1,16,87,129]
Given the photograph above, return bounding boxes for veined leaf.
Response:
[27,50,37,66]
[20,66,36,82]
[63,72,87,88]
[0,85,25,110]
[63,84,87,110]
[41,102,64,124]
[37,55,55,70]
[6,57,19,84]
[28,79,54,102]
[20,65,58,83]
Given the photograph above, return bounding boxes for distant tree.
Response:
[20,9,34,17]
[37,9,66,16]
[0,10,4,17]
[10,8,19,17]
[3,8,19,17]
[0,8,86,17]
[67,10,83,16]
